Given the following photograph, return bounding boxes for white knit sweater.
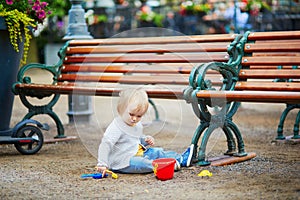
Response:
[97,116,147,170]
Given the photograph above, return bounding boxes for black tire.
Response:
[14,125,44,155]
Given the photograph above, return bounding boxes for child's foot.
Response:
[174,160,181,171]
[181,144,194,167]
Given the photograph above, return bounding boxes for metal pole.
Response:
[234,0,238,33]
[63,0,94,123]
[63,0,93,40]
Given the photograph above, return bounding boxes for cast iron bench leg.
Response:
[148,99,159,121]
[190,102,242,166]
[277,104,300,140]
[19,93,65,138]
[293,110,300,139]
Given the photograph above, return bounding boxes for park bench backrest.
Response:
[57,34,238,98]
[188,31,300,104]
[232,31,300,102]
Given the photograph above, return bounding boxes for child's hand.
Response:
[95,166,107,177]
[145,136,155,146]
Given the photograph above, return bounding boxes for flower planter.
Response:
[0,17,24,135]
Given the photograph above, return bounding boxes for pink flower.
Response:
[41,2,48,8]
[32,4,41,11]
[37,10,46,19]
[5,0,13,5]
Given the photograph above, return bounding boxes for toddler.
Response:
[96,88,193,174]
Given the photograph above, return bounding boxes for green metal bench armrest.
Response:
[184,33,245,106]
[188,32,249,93]
[12,41,69,97]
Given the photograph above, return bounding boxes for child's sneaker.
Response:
[181,144,194,167]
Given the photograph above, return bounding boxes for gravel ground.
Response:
[0,93,299,199]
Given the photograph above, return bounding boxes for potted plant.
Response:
[0,0,50,134]
[179,1,210,16]
[136,4,164,27]
[244,0,271,16]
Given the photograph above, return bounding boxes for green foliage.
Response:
[180,1,211,15]
[97,14,108,23]
[0,0,29,12]
[193,3,210,14]
[44,0,71,18]
[137,10,164,27]
[245,0,271,12]
[152,14,164,27]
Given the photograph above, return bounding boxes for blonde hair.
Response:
[117,88,149,115]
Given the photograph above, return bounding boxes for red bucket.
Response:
[152,158,176,181]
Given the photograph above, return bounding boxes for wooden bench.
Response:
[13,33,241,140]
[184,31,300,166]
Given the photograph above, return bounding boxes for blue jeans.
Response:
[115,147,182,174]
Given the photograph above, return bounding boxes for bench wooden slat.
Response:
[15,83,185,99]
[235,81,300,91]
[68,34,237,46]
[238,69,300,79]
[66,43,229,54]
[252,52,300,56]
[59,74,190,85]
[241,56,300,65]
[249,65,297,69]
[64,53,229,63]
[61,64,193,74]
[196,90,300,104]
[247,31,300,40]
[244,43,300,52]
[255,39,300,43]
[62,64,221,76]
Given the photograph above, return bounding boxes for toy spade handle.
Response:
[81,169,118,179]
[105,170,118,179]
[81,173,107,179]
